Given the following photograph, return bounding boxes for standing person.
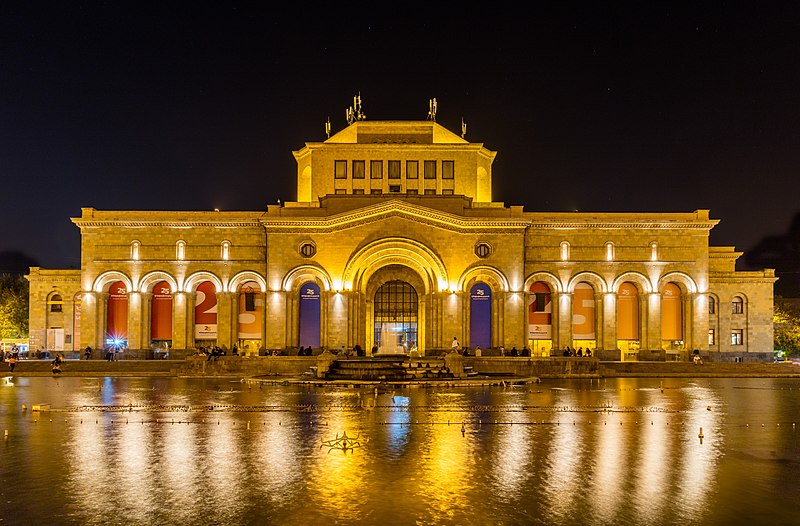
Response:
[84,346,92,360]
[8,354,17,372]
[451,336,460,354]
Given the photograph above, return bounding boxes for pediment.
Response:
[261,199,529,234]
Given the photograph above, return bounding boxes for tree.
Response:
[773,296,800,356]
[0,273,28,338]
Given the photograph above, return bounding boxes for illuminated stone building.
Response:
[26,119,776,360]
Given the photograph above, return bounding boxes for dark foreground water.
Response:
[1,376,799,526]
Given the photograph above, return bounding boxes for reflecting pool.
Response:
[1,376,799,525]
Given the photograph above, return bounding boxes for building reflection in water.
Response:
[4,377,798,525]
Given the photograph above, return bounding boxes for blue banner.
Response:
[299,282,320,348]
[469,282,492,349]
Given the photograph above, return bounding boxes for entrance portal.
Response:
[374,280,418,354]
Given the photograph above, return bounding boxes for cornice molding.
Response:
[73,220,263,228]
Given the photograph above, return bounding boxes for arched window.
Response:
[560,241,570,262]
[650,241,658,261]
[131,240,140,260]
[48,294,63,313]
[605,241,615,261]
[221,240,230,261]
[708,296,716,315]
[176,240,186,261]
[732,296,744,314]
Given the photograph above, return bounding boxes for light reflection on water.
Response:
[1,377,799,525]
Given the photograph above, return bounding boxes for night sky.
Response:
[3,4,799,274]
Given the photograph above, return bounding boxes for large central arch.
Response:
[343,237,448,294]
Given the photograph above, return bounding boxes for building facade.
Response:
[27,120,776,360]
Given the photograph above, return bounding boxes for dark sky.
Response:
[3,3,799,271]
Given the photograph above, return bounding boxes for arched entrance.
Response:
[237,280,263,353]
[528,281,553,356]
[299,281,321,349]
[469,282,492,350]
[661,282,684,350]
[572,282,596,352]
[150,280,173,349]
[373,280,418,353]
[617,281,640,354]
[194,281,218,347]
[106,281,129,350]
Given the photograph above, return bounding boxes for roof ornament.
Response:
[325,117,331,138]
[346,93,365,125]
[461,117,467,138]
[427,97,437,121]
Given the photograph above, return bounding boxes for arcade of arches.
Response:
[53,261,707,360]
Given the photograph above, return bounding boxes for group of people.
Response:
[562,346,592,357]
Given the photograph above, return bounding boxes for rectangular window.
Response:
[370,160,383,179]
[708,329,715,346]
[406,189,418,195]
[370,189,382,194]
[536,295,546,312]
[424,160,436,179]
[353,189,364,195]
[442,160,454,179]
[388,160,400,179]
[732,299,743,314]
[442,189,454,195]
[389,184,401,192]
[352,160,365,179]
[731,329,743,345]
[334,189,347,194]
[424,189,436,195]
[245,292,256,312]
[334,160,347,179]
[406,160,418,179]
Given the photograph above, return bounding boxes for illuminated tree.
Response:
[0,274,28,338]
[773,296,800,356]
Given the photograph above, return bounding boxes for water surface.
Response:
[1,376,798,525]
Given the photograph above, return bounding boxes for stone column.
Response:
[645,292,661,351]
[97,292,109,350]
[216,291,235,350]
[173,292,195,350]
[320,290,329,350]
[602,292,617,351]
[79,292,100,350]
[689,292,705,351]
[140,292,153,352]
[126,292,144,351]
[555,292,572,351]
[594,294,604,350]
[418,295,427,354]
